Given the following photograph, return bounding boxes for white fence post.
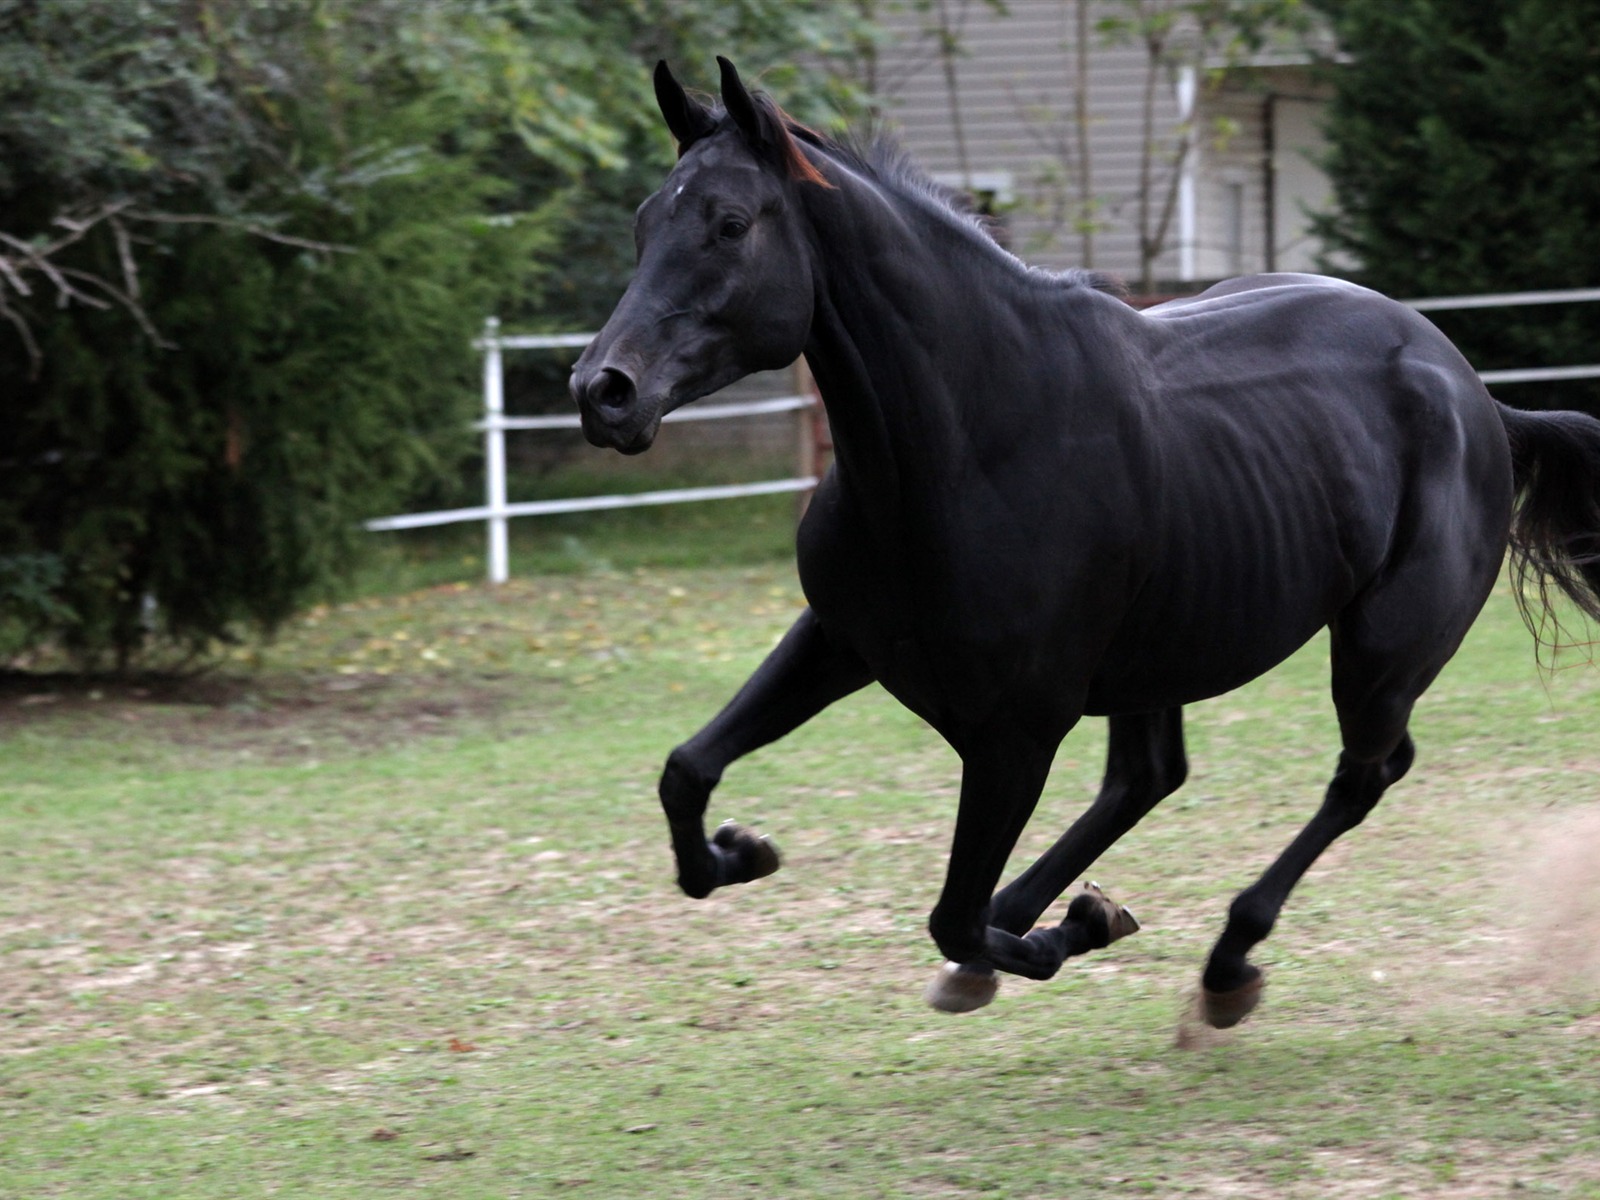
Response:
[482,316,510,585]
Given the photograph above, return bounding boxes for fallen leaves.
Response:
[248,568,806,685]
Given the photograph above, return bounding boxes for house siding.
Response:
[1194,67,1336,277]
[873,2,1339,288]
[875,1,1188,283]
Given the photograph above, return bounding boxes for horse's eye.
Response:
[719,217,750,241]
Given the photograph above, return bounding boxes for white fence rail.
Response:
[368,289,1598,584]
[1402,286,1600,313]
[365,318,818,584]
[1400,286,1600,385]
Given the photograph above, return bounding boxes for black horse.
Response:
[570,58,1600,1026]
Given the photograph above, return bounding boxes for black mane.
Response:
[738,91,1126,297]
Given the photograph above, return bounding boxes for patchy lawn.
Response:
[2,563,1598,1198]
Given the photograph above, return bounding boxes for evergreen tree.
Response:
[0,0,860,665]
[1312,0,1600,416]
[0,0,559,664]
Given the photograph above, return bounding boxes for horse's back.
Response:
[1135,274,1508,494]
[1141,272,1368,314]
[1085,275,1512,714]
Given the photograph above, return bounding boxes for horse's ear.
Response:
[716,55,833,189]
[717,56,771,153]
[655,60,715,154]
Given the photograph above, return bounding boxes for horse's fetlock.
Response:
[1065,889,1113,948]
[677,868,718,900]
[675,837,726,898]
[928,906,986,965]
[1227,891,1276,944]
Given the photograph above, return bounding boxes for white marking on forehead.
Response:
[675,184,686,198]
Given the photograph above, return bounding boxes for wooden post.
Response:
[794,356,825,520]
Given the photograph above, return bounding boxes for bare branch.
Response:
[110,216,141,300]
[0,252,32,297]
[0,290,43,379]
[1,201,349,367]
[124,210,354,255]
[2,201,141,273]
[0,230,46,256]
[1148,124,1192,261]
[56,267,176,348]
[50,198,134,237]
[2,211,118,269]
[0,231,111,311]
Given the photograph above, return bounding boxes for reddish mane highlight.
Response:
[749,93,835,189]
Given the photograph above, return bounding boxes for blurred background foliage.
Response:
[0,0,868,665]
[1311,0,1600,418]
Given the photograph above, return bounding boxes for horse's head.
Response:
[570,57,825,454]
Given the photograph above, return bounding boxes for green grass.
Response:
[349,477,799,598]
[2,526,1599,1198]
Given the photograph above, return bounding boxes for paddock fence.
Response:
[365,288,1600,584]
[1400,286,1600,385]
[363,318,823,585]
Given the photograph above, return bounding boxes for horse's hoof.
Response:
[711,821,781,883]
[1067,881,1142,947]
[1200,972,1265,1029]
[924,962,999,1014]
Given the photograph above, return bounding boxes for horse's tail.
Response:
[1497,401,1600,640]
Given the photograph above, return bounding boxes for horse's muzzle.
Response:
[569,364,660,454]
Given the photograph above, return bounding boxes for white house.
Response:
[871,1,1341,290]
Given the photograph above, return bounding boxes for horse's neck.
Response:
[801,186,1031,511]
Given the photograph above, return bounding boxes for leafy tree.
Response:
[1311,0,1600,415]
[0,0,558,664]
[0,0,862,666]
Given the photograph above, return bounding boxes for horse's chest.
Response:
[796,498,1103,733]
[798,544,968,721]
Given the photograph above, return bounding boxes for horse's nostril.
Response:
[589,367,637,411]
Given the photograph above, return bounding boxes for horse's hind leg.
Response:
[1200,725,1416,1028]
[1199,555,1488,1028]
[662,607,872,898]
[927,709,1187,1012]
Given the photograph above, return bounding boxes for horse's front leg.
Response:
[925,711,1180,1012]
[922,727,1062,1012]
[661,607,872,899]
